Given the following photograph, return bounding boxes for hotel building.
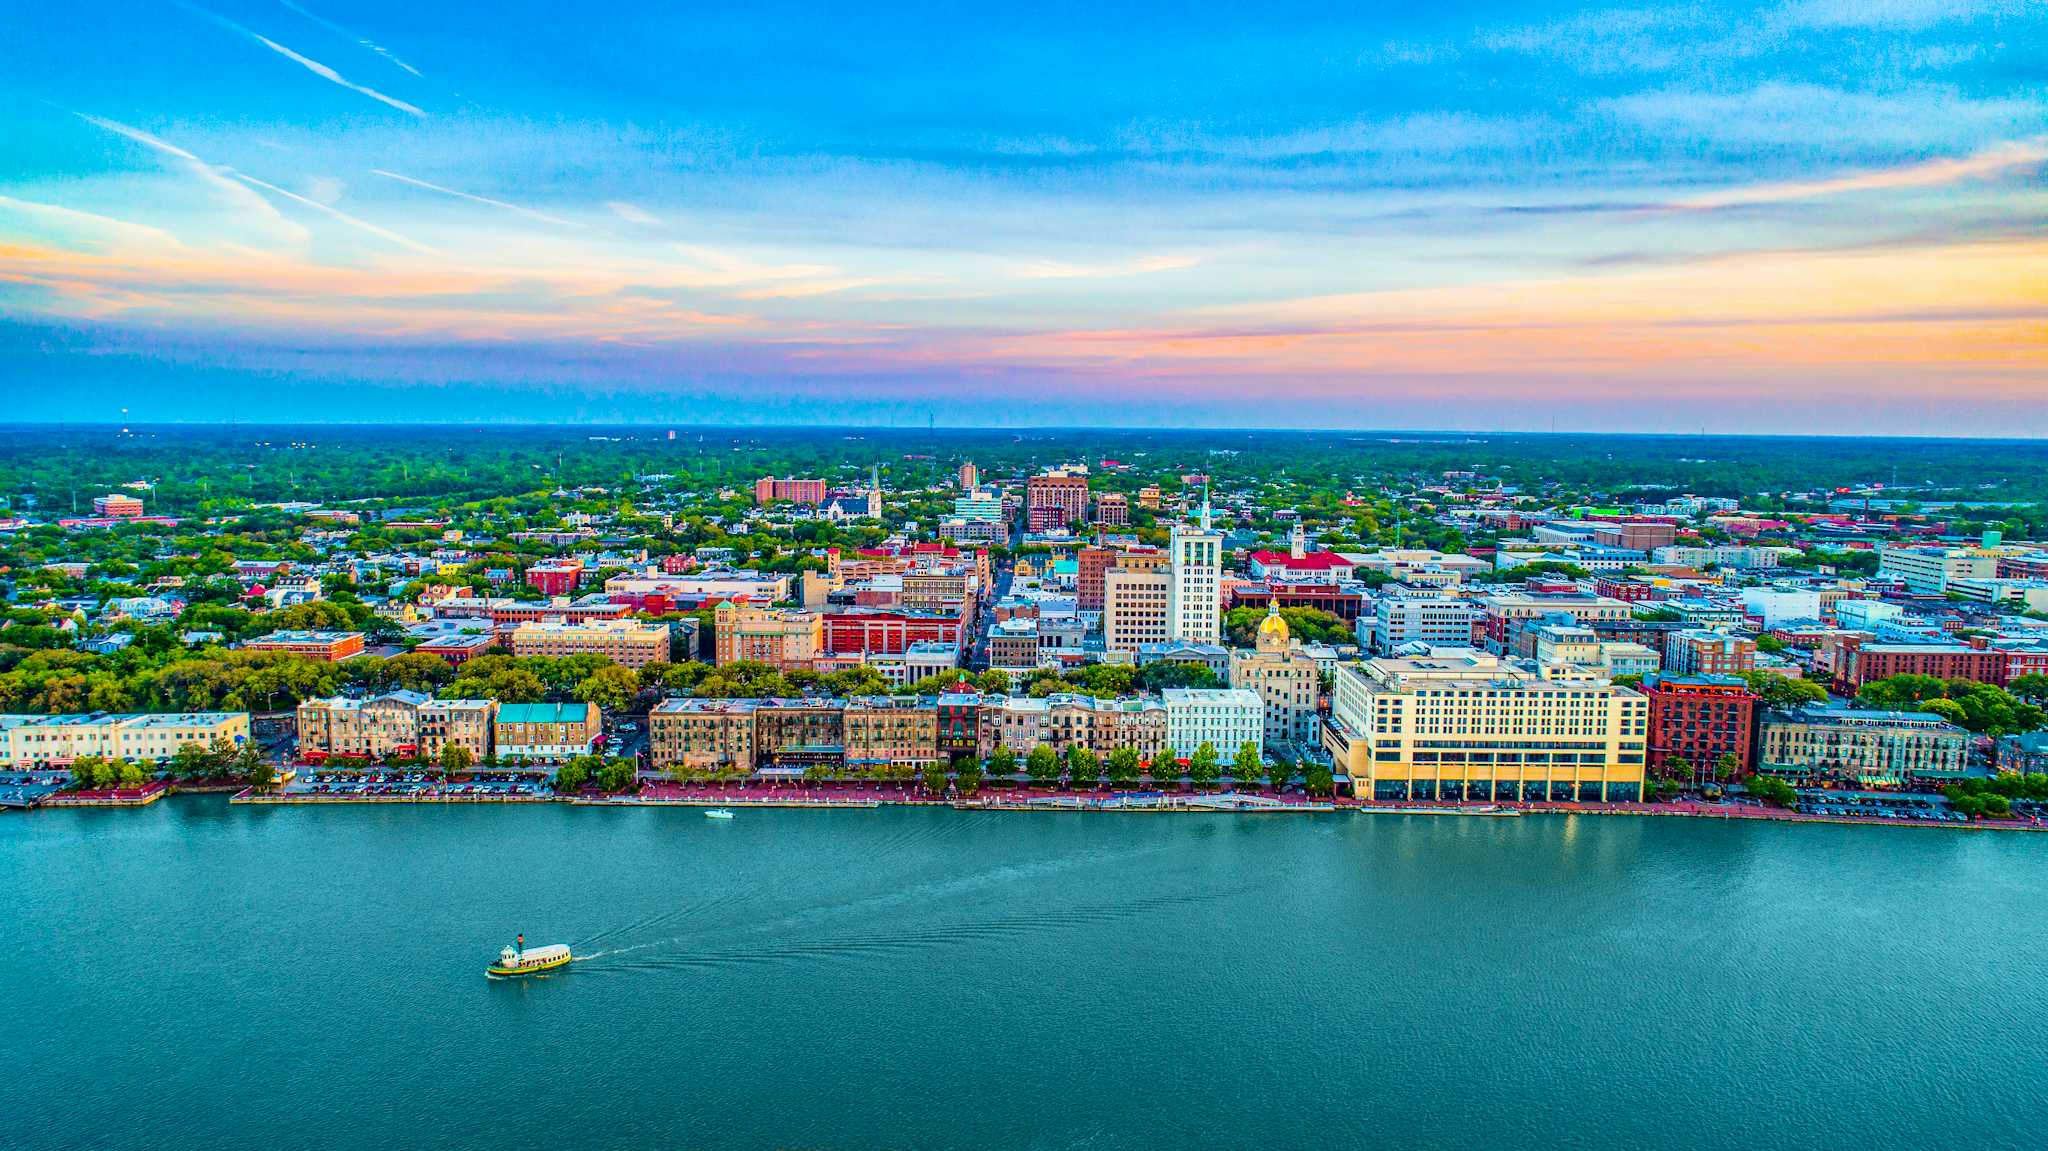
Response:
[1323,649,1648,802]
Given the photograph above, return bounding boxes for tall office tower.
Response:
[1167,493,1223,643]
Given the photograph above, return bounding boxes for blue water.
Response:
[8,799,2046,1150]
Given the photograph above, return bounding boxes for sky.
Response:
[0,0,2043,433]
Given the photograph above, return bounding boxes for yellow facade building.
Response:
[1323,649,1647,802]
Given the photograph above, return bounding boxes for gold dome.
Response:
[1255,601,1290,653]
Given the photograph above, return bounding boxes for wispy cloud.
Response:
[1005,254,1199,280]
[1772,0,2033,31]
[72,113,309,244]
[248,34,426,117]
[176,2,425,116]
[0,197,186,252]
[371,169,576,226]
[277,0,423,76]
[606,201,660,226]
[1668,137,2048,209]
[232,173,438,255]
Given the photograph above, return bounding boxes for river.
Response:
[8,799,2045,1150]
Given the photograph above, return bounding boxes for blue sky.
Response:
[1,1,2043,432]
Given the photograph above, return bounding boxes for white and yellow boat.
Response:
[487,936,572,978]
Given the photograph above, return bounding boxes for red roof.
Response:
[1248,551,1350,570]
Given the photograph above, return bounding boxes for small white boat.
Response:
[704,808,735,819]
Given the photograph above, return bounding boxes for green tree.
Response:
[987,745,1018,781]
[1149,749,1181,789]
[553,758,591,792]
[1105,746,1142,787]
[1025,744,1060,785]
[923,762,952,796]
[953,757,983,796]
[1740,671,1828,710]
[170,741,214,781]
[1188,743,1221,788]
[1746,775,1797,808]
[246,757,277,790]
[2008,674,2048,704]
[1065,745,1100,788]
[596,756,638,793]
[440,742,475,775]
[573,664,639,712]
[1303,763,1335,797]
[70,756,114,790]
[1231,741,1263,787]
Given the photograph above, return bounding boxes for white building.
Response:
[1167,497,1224,644]
[1877,546,1997,595]
[1363,588,1481,654]
[1741,587,1824,628]
[0,711,251,767]
[1161,688,1263,758]
[1835,599,1904,629]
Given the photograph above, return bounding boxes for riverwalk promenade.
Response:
[207,776,2048,830]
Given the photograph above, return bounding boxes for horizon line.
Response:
[3,420,2047,444]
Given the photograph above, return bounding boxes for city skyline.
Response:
[3,1,2045,433]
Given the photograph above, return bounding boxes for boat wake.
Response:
[572,885,1250,975]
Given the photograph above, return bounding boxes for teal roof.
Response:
[495,702,592,724]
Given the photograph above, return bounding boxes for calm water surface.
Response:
[8,799,2046,1150]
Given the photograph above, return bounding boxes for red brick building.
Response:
[753,476,828,506]
[1227,581,1368,622]
[1077,546,1118,612]
[821,609,965,656]
[1839,643,2009,690]
[525,560,584,597]
[1643,674,1759,781]
[1026,472,1089,532]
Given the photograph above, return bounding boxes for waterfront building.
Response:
[494,702,600,762]
[1641,674,1757,781]
[1228,603,1321,750]
[1757,706,1969,787]
[242,630,366,662]
[989,694,1168,759]
[842,697,942,770]
[0,711,250,767]
[1322,649,1648,802]
[649,698,759,773]
[1161,688,1262,758]
[297,694,496,762]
